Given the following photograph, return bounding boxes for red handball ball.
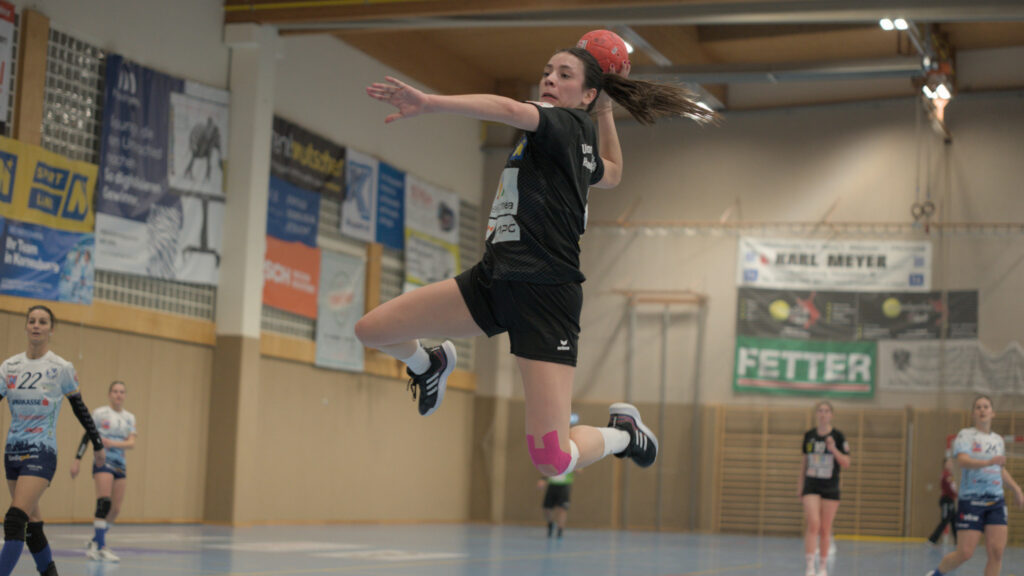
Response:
[577,29,630,73]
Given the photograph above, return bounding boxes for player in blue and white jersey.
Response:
[927,395,1023,576]
[0,305,105,576]
[71,380,137,563]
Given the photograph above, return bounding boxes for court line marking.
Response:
[214,546,664,576]
[662,563,762,576]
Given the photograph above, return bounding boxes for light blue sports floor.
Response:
[7,523,1022,575]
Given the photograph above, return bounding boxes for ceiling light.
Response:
[623,41,634,54]
[935,83,951,100]
[879,18,895,31]
[922,85,935,99]
[894,18,909,30]
[697,101,712,112]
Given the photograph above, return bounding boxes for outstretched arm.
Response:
[367,76,540,131]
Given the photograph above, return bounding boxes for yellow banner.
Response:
[0,136,97,233]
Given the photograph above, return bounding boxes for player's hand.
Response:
[70,459,80,479]
[537,479,546,490]
[825,436,837,452]
[94,448,106,468]
[366,76,428,123]
[989,455,1006,467]
[102,437,113,448]
[607,60,631,78]
[1014,486,1024,509]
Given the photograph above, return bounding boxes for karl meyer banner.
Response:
[737,237,932,292]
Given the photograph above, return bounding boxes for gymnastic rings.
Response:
[911,200,935,221]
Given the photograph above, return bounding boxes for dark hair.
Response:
[26,305,56,328]
[110,380,127,393]
[562,47,720,126]
[972,395,993,410]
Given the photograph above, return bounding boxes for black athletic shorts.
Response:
[456,262,582,366]
[543,484,571,509]
[802,481,840,501]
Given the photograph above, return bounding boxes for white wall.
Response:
[12,0,229,88]
[481,85,1024,411]
[276,35,485,205]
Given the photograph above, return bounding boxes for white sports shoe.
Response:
[815,568,828,576]
[97,547,120,562]
[85,540,100,561]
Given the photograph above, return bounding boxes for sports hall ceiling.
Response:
[224,0,1024,111]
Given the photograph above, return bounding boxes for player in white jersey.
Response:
[927,395,1023,576]
[71,380,136,563]
[0,305,106,576]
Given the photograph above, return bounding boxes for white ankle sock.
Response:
[598,427,631,458]
[401,342,431,375]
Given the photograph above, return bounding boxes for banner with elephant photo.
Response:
[94,54,228,286]
[403,174,459,292]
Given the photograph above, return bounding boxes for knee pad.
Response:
[26,521,47,553]
[3,507,29,542]
[95,497,112,519]
[527,431,579,476]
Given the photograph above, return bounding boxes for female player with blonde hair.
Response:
[799,400,851,576]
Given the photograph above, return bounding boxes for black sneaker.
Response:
[406,341,456,416]
[607,403,658,467]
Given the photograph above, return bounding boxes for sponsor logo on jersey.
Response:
[973,442,982,452]
[45,367,58,379]
[101,420,111,430]
[25,427,43,434]
[10,398,48,406]
[557,339,571,352]
[5,375,15,389]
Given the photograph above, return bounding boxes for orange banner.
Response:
[263,236,320,319]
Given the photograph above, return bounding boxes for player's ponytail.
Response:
[565,47,719,126]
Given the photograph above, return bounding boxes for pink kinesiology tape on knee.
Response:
[527,430,572,474]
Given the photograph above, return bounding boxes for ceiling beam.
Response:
[238,1,1024,32]
[631,56,923,84]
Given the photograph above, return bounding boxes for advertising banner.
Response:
[375,162,405,251]
[263,236,320,319]
[315,250,366,372]
[0,136,97,233]
[267,175,320,247]
[737,287,978,341]
[270,116,344,199]
[0,2,14,127]
[734,335,876,397]
[878,340,1024,395]
[95,54,228,285]
[340,148,377,242]
[403,175,460,291]
[0,216,94,303]
[737,237,931,291]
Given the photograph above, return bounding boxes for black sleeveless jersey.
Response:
[482,103,604,284]
[802,428,850,491]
